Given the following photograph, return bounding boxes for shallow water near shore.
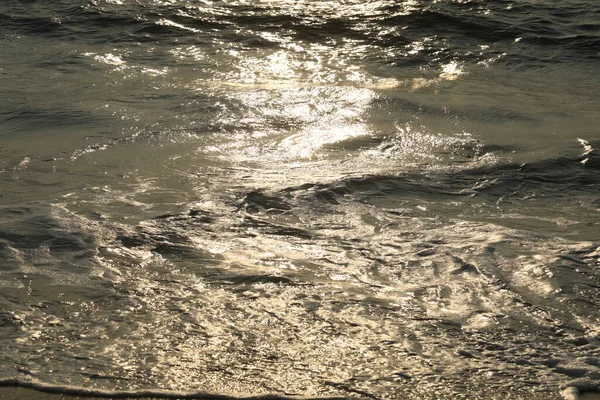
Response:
[1,0,600,399]
[1,387,600,400]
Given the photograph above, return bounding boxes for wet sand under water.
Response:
[1,387,600,400]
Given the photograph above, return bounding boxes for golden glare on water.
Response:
[181,34,466,178]
[75,0,478,194]
[4,1,600,399]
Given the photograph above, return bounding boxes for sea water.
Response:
[0,1,599,399]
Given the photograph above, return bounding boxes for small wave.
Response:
[285,147,599,201]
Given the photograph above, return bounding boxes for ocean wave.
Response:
[2,0,598,69]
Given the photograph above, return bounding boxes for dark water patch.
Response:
[375,1,600,69]
[468,154,600,197]
[372,96,538,125]
[0,2,181,43]
[0,12,65,36]
[0,108,102,137]
[236,216,313,240]
[151,242,219,262]
[383,9,515,43]
[114,218,225,265]
[0,207,33,216]
[223,13,302,30]
[214,273,303,288]
[523,34,600,57]
[290,175,467,208]
[47,235,89,253]
[0,311,23,328]
[134,22,193,37]
[0,221,59,250]
[294,18,370,43]
[153,209,215,224]
[31,53,91,73]
[0,208,102,277]
[145,211,218,234]
[238,191,292,214]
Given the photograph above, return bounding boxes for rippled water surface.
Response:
[1,0,600,399]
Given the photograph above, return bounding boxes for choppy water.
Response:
[1,1,600,399]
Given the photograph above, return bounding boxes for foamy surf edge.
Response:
[3,379,600,400]
[562,385,600,400]
[0,378,355,400]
